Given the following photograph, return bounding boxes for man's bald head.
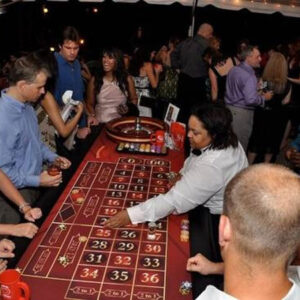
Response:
[197,23,214,40]
[224,164,300,265]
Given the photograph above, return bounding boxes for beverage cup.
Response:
[47,163,61,176]
[170,122,186,151]
[0,269,30,300]
[150,130,165,147]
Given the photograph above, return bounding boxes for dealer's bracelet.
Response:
[19,202,31,213]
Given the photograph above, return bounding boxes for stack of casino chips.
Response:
[117,142,167,155]
[147,222,157,240]
[180,219,189,242]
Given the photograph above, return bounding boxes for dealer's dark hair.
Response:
[8,53,50,85]
[191,103,238,150]
[59,26,80,46]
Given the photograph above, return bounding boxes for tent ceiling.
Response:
[21,0,300,17]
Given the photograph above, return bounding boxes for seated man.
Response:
[0,169,41,239]
[193,164,300,299]
[0,54,71,224]
[105,103,248,297]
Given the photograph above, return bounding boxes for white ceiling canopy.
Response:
[77,0,300,18]
[13,0,300,17]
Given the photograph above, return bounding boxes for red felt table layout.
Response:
[18,130,192,300]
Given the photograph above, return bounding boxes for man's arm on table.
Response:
[0,169,42,222]
[105,162,223,228]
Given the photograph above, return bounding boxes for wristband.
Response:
[19,202,31,213]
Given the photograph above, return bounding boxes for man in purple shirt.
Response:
[225,45,273,152]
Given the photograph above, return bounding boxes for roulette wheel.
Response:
[105,116,168,143]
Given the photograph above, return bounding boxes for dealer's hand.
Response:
[104,210,131,228]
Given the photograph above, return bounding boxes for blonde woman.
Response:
[248,52,291,163]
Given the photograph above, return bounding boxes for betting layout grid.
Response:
[20,157,172,300]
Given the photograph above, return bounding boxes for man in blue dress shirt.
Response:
[0,54,71,223]
[225,45,273,152]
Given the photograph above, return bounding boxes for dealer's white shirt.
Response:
[128,143,248,224]
[196,267,300,300]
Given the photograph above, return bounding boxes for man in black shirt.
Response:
[171,23,213,123]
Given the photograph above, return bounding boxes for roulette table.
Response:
[17,127,192,300]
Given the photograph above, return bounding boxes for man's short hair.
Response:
[59,26,80,46]
[8,53,50,85]
[224,164,300,264]
[239,45,258,61]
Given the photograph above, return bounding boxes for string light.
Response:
[79,39,85,45]
[43,5,48,14]
[92,7,98,13]
[49,47,55,52]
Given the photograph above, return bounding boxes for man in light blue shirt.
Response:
[0,54,71,223]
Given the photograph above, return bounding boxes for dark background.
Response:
[1,0,300,60]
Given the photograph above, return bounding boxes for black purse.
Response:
[139,95,157,109]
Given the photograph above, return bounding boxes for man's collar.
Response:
[1,89,26,112]
[240,61,255,74]
[55,52,75,66]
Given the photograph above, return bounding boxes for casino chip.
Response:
[58,255,69,267]
[78,236,88,243]
[58,223,67,231]
[180,219,189,242]
[76,197,85,204]
[179,281,192,296]
[167,171,177,180]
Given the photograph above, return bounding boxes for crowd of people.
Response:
[0,23,300,300]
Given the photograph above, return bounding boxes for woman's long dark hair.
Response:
[191,103,238,150]
[94,47,129,96]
